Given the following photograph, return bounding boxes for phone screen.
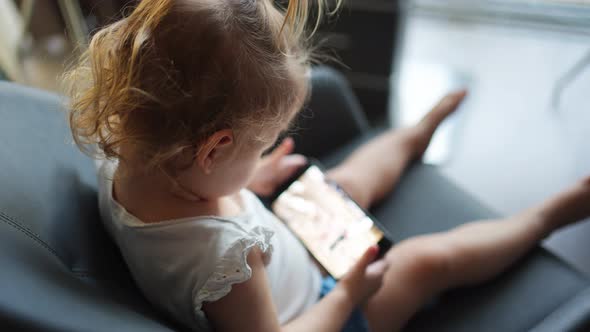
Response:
[271,164,390,279]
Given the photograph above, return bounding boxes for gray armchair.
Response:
[1,68,589,331]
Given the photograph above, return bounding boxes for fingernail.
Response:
[367,245,378,256]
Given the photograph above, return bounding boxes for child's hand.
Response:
[248,137,307,196]
[338,245,389,306]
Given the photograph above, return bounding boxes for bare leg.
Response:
[326,90,590,331]
[328,91,467,209]
[363,177,590,332]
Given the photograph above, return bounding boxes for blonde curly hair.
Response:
[63,0,340,174]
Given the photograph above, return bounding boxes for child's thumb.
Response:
[351,245,379,275]
[365,259,388,280]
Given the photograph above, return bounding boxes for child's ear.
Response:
[195,129,234,174]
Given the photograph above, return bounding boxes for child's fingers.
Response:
[274,154,307,183]
[279,154,307,170]
[363,259,388,297]
[365,259,388,281]
[271,137,295,161]
[280,137,295,154]
[350,245,379,276]
[339,246,385,305]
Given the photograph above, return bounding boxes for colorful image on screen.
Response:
[272,165,384,278]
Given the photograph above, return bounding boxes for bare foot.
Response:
[405,90,467,157]
[327,90,467,208]
[537,176,590,232]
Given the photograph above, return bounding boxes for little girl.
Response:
[64,0,590,331]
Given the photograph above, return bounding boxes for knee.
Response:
[326,167,371,209]
[386,236,453,290]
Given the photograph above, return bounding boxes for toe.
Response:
[421,90,467,129]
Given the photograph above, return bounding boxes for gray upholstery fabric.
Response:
[292,66,370,159]
[529,288,590,332]
[0,82,180,331]
[1,74,589,332]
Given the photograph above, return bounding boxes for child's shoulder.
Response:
[95,158,275,270]
[102,198,275,331]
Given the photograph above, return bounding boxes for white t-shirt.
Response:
[97,160,322,331]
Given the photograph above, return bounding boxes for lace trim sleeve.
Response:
[193,225,274,313]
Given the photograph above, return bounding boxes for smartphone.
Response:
[270,160,392,279]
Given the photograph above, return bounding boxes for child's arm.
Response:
[203,246,386,332]
[283,246,387,332]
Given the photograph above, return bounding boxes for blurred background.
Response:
[1,0,590,274]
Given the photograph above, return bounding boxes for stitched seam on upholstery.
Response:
[71,267,92,278]
[73,272,92,279]
[0,211,90,276]
[0,212,125,282]
[0,212,96,279]
[528,288,590,331]
[0,211,50,243]
[0,211,61,258]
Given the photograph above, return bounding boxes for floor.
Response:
[392,12,590,275]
